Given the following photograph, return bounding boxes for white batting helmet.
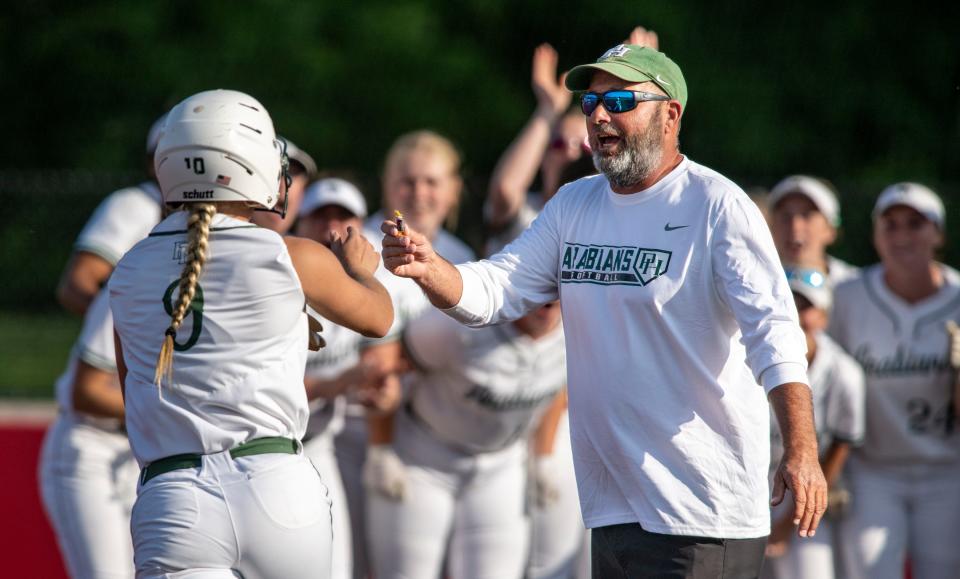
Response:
[154,89,285,209]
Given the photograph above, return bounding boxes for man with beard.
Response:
[379,43,826,578]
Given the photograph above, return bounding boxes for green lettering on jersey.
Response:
[601,249,615,272]
[162,281,205,351]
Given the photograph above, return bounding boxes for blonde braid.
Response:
[154,203,216,385]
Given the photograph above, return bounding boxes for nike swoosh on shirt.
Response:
[664,223,688,231]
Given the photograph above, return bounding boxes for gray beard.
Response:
[593,111,664,190]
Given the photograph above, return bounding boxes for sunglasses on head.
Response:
[580,90,670,116]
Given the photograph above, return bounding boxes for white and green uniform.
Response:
[75,181,162,265]
[109,212,332,579]
[39,180,162,579]
[447,158,809,538]
[303,313,362,579]
[39,290,138,579]
[829,264,960,579]
[826,255,859,287]
[767,332,865,579]
[484,191,590,579]
[333,213,474,579]
[367,308,565,579]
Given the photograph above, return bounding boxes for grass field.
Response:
[0,311,81,399]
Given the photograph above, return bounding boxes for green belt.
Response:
[140,436,298,485]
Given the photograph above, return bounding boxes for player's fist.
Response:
[363,444,406,501]
[532,455,562,508]
[946,320,960,370]
[307,312,325,351]
[331,226,379,276]
[380,219,436,280]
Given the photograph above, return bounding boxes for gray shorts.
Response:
[591,523,767,579]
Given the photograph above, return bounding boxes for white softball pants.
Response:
[334,411,370,579]
[366,409,530,579]
[40,414,138,579]
[131,449,332,579]
[839,457,960,579]
[527,411,591,579]
[766,499,837,579]
[303,431,352,579]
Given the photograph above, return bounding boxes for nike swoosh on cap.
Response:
[656,74,671,86]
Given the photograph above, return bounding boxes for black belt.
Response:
[140,436,298,485]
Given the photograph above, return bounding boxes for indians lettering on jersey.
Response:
[464,383,559,411]
[852,344,951,376]
[560,242,671,286]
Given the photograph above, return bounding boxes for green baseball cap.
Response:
[565,44,687,111]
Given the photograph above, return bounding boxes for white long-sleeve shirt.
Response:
[445,158,808,538]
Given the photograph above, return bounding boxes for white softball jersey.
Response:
[109,212,310,465]
[484,193,544,257]
[829,264,960,464]
[446,158,809,538]
[364,212,476,344]
[41,289,137,579]
[827,255,859,286]
[303,310,361,439]
[53,289,122,428]
[769,332,865,469]
[403,307,566,453]
[75,181,162,265]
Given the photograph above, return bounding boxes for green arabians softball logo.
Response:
[560,242,671,286]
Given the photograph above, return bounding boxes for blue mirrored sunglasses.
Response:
[580,90,670,116]
[784,267,827,289]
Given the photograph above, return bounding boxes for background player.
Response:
[108,89,393,578]
[829,183,960,579]
[294,176,375,579]
[252,138,317,234]
[334,129,475,579]
[765,267,865,579]
[364,303,566,579]
[484,42,592,257]
[56,114,166,316]
[39,289,138,579]
[768,175,859,284]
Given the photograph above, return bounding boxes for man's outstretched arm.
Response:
[379,219,463,310]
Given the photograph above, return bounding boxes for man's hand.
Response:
[331,225,379,276]
[531,43,571,118]
[380,219,437,279]
[771,449,828,538]
[769,382,828,538]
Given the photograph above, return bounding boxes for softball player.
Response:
[56,114,166,316]
[295,177,374,579]
[39,289,138,579]
[829,183,960,579]
[108,89,393,579]
[765,267,865,579]
[251,138,316,234]
[334,130,475,579]
[768,175,859,285]
[365,304,566,579]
